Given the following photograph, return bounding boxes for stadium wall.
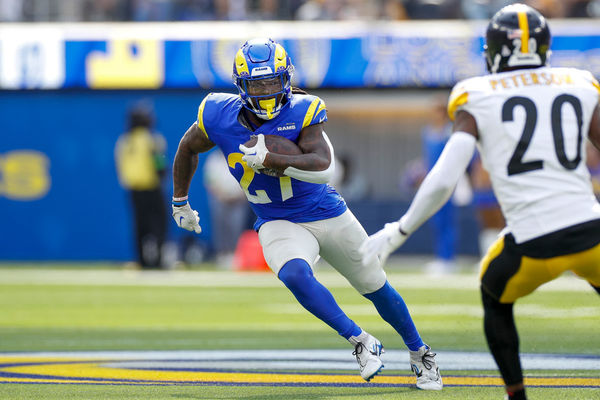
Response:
[0,89,213,261]
[1,20,597,261]
[0,88,481,261]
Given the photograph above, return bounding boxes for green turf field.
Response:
[0,262,598,399]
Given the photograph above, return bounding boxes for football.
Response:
[243,134,302,177]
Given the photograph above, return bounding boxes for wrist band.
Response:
[172,195,188,202]
[172,198,188,206]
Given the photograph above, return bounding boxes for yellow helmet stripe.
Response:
[518,11,529,53]
[274,44,287,73]
[196,95,210,138]
[447,91,469,121]
[302,99,321,129]
[235,49,249,76]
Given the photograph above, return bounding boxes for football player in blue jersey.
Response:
[171,38,442,389]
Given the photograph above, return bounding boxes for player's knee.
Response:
[481,286,515,336]
[278,258,313,291]
[346,266,386,295]
[363,280,390,300]
[481,285,502,310]
[481,286,514,323]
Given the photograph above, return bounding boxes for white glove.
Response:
[359,221,407,267]
[172,203,202,234]
[239,134,269,169]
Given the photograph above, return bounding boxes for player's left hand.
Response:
[239,134,269,169]
[359,221,407,267]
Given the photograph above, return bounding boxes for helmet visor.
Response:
[241,75,288,119]
[245,76,284,96]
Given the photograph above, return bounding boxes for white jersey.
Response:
[448,66,600,243]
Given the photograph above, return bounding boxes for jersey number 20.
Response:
[503,95,583,176]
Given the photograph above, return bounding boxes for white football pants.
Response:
[258,209,387,294]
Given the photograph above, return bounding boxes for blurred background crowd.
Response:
[1,0,599,270]
[1,0,600,22]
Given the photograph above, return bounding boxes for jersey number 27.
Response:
[228,152,293,204]
[503,94,583,176]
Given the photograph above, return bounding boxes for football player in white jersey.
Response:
[360,4,600,400]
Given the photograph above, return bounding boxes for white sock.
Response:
[348,330,368,346]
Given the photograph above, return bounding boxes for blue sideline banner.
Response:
[0,90,214,261]
[0,21,598,90]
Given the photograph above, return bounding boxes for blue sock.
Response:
[278,259,361,339]
[364,281,424,351]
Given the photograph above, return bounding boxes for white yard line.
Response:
[262,303,600,319]
[1,349,598,371]
[0,268,591,291]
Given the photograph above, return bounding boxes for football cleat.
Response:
[410,344,443,390]
[232,38,294,120]
[349,332,384,382]
[485,4,550,73]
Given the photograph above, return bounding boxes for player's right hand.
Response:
[359,221,407,267]
[239,133,269,170]
[172,203,202,234]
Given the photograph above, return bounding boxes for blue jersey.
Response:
[197,92,347,230]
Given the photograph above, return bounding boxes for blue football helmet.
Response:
[233,38,294,120]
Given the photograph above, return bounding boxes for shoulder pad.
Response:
[582,70,600,98]
[196,94,212,139]
[447,82,469,121]
[447,77,486,121]
[197,93,239,138]
[296,95,327,129]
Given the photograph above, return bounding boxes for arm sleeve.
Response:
[399,132,477,234]
[283,131,335,184]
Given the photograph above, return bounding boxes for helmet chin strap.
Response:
[491,53,502,73]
